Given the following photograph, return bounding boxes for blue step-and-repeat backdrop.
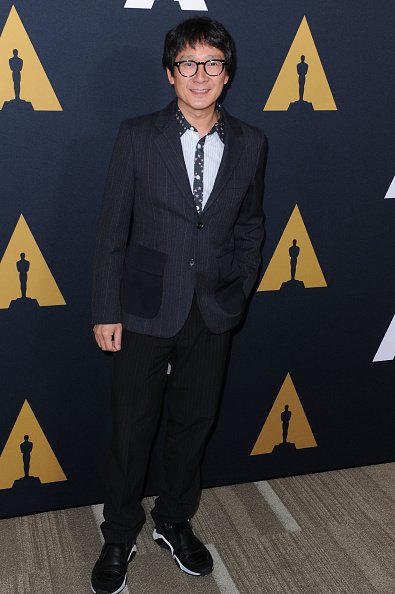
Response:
[0,0,394,518]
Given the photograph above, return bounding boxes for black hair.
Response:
[162,17,236,79]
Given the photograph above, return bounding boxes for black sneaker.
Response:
[91,542,137,594]
[153,519,213,576]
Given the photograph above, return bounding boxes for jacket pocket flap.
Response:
[125,240,168,275]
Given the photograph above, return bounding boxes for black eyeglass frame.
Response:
[174,59,227,77]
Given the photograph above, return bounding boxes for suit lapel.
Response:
[202,110,244,215]
[154,101,197,215]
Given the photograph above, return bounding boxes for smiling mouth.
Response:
[190,89,210,93]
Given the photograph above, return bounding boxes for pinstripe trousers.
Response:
[100,292,232,545]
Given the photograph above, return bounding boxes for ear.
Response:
[224,72,229,85]
[166,68,175,86]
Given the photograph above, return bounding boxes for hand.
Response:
[93,323,123,352]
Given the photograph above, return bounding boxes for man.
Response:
[297,54,308,102]
[289,239,300,281]
[91,16,267,594]
[9,49,23,101]
[16,252,29,298]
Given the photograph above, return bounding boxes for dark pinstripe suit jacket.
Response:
[92,99,267,337]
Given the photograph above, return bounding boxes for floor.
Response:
[0,463,394,593]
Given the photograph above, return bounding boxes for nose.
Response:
[194,63,208,82]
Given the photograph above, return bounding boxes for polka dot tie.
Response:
[193,138,205,214]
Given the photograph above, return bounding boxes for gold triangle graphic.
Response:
[264,16,337,111]
[0,6,62,111]
[0,400,67,489]
[258,204,327,291]
[0,214,66,309]
[251,373,317,455]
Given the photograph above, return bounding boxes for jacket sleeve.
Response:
[91,121,135,324]
[233,133,267,300]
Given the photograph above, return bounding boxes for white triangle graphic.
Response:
[177,0,208,8]
[384,176,395,199]
[124,0,155,7]
[124,0,208,9]
[373,314,395,362]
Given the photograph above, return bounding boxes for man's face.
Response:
[167,43,229,115]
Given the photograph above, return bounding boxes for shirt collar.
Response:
[175,103,225,144]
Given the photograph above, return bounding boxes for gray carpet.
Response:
[0,463,394,593]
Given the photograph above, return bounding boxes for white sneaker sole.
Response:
[152,528,204,576]
[91,544,137,594]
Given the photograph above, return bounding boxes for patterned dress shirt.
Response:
[176,104,225,214]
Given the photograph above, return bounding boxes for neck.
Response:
[177,100,218,138]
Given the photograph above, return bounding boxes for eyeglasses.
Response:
[174,59,227,77]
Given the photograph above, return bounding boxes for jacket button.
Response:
[189,258,195,267]
[197,222,204,229]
